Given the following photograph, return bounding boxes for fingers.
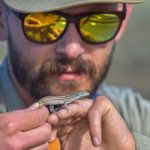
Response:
[48,99,93,126]
[0,106,49,133]
[0,104,54,149]
[88,96,129,147]
[4,123,51,150]
[88,96,108,146]
[19,123,51,149]
[20,106,49,131]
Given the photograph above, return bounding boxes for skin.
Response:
[5,4,128,102]
[53,97,135,150]
[0,1,135,150]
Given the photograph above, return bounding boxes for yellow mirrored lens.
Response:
[24,13,66,43]
[80,14,120,43]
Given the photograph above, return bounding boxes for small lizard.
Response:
[38,90,90,112]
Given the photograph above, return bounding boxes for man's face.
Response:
[6,4,122,99]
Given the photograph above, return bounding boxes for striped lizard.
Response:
[38,90,90,112]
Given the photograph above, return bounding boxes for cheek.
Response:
[85,42,113,68]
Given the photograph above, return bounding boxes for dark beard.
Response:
[8,35,113,100]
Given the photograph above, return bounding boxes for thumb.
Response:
[26,102,40,111]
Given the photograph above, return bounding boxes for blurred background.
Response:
[106,2,150,99]
[0,2,150,99]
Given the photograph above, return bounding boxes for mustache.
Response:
[39,56,96,77]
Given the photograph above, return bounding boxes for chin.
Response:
[49,81,91,96]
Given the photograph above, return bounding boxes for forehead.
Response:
[61,3,122,14]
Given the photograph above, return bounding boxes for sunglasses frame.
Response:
[11,4,126,44]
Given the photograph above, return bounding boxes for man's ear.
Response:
[0,1,8,41]
[115,4,133,42]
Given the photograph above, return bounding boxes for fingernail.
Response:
[26,102,40,110]
[93,136,101,146]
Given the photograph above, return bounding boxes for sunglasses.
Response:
[11,5,126,44]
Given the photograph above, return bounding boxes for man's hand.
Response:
[0,104,51,150]
[48,96,135,150]
[88,96,135,150]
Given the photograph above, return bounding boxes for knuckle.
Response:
[88,96,114,118]
[5,122,17,134]
[97,96,112,107]
[97,96,109,102]
[0,119,17,134]
[36,108,49,125]
[97,96,114,116]
[37,113,46,126]
[0,113,19,134]
[37,115,44,125]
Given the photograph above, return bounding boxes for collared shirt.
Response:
[0,57,150,149]
[0,58,25,112]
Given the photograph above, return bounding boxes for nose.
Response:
[55,24,85,59]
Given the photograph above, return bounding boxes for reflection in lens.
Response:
[80,14,120,43]
[24,13,66,43]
